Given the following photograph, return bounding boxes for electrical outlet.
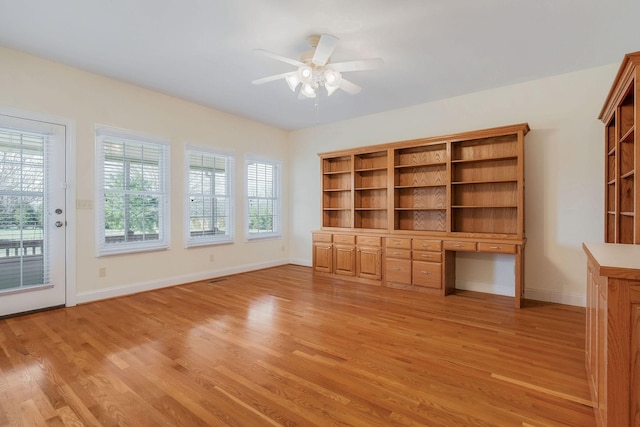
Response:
[98,267,106,277]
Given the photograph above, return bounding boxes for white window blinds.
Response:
[95,126,170,256]
[246,159,281,239]
[186,148,233,246]
[0,126,49,289]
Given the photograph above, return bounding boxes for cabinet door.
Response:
[412,261,442,289]
[357,247,382,280]
[385,259,411,285]
[313,243,333,273]
[334,245,356,276]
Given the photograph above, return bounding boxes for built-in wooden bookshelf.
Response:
[450,134,520,235]
[319,124,527,239]
[394,144,447,232]
[315,123,529,308]
[354,151,388,230]
[599,51,640,244]
[321,155,352,228]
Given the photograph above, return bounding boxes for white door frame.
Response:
[0,106,76,309]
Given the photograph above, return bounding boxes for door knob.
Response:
[55,221,64,228]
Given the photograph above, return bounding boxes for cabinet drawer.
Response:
[357,236,382,247]
[386,249,411,259]
[412,239,442,252]
[313,233,332,243]
[385,259,411,285]
[386,238,412,250]
[412,261,442,289]
[443,241,477,252]
[333,234,356,245]
[413,250,442,262]
[477,242,516,254]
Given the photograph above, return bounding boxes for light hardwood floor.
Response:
[0,265,595,426]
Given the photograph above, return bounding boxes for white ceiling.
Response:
[0,0,639,130]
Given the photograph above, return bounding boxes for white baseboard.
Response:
[454,280,586,307]
[524,288,586,307]
[75,259,289,304]
[289,257,312,267]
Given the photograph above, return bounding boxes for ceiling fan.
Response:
[251,34,383,99]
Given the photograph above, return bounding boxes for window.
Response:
[246,159,281,239]
[186,148,233,246]
[95,126,170,256]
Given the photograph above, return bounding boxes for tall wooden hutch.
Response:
[584,51,640,426]
[313,123,529,308]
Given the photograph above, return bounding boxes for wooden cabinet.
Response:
[312,232,333,273]
[316,124,528,307]
[583,242,640,426]
[599,51,640,244]
[385,238,412,286]
[313,232,383,284]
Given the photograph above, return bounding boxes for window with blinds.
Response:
[246,159,281,239]
[95,126,170,256]
[0,127,48,289]
[186,148,233,246]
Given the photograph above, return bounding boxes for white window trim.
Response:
[184,145,234,247]
[95,124,171,256]
[245,156,282,241]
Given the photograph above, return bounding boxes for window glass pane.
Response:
[247,160,280,237]
[97,127,169,255]
[186,149,233,246]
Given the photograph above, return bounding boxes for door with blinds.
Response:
[0,114,67,317]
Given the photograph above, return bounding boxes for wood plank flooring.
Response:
[0,265,595,426]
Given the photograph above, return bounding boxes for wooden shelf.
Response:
[323,170,350,175]
[355,167,387,172]
[395,184,446,189]
[355,186,387,191]
[395,207,446,211]
[621,170,635,179]
[451,155,517,164]
[395,162,447,169]
[452,179,517,185]
[620,125,635,143]
[452,205,517,209]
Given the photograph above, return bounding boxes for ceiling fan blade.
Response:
[339,78,362,95]
[253,49,305,68]
[330,58,384,73]
[312,34,338,66]
[252,72,295,85]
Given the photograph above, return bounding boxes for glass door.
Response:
[0,114,67,317]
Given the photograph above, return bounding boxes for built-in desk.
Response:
[313,231,526,308]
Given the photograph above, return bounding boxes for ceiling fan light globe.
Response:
[325,84,339,96]
[285,74,300,91]
[301,83,317,98]
[298,65,313,83]
[324,69,342,86]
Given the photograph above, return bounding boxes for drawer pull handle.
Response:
[421,271,431,275]
[455,244,463,248]
[393,267,402,271]
[422,254,431,258]
[490,246,500,250]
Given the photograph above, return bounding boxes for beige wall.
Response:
[288,64,617,306]
[0,46,290,303]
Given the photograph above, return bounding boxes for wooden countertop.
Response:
[583,242,640,280]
